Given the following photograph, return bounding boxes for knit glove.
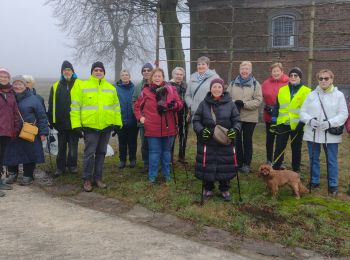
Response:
[309,118,320,130]
[320,120,331,131]
[73,127,84,138]
[167,100,177,111]
[112,126,121,137]
[227,128,237,141]
[201,127,212,140]
[234,100,244,109]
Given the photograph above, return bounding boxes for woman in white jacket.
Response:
[300,69,348,195]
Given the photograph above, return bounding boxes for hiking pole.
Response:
[324,129,330,195]
[232,142,242,202]
[309,129,316,193]
[271,131,299,169]
[201,144,207,206]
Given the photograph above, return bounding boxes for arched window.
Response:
[272,15,295,48]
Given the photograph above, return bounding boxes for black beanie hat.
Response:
[91,61,105,75]
[61,60,74,74]
[288,67,303,79]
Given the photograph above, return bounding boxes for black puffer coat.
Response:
[193,92,241,182]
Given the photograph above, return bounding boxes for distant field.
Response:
[34,78,56,102]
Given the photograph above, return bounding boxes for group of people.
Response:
[1,56,349,200]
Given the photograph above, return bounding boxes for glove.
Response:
[48,123,54,130]
[269,124,278,134]
[264,105,274,115]
[309,118,320,130]
[320,120,331,131]
[157,100,167,114]
[167,100,177,111]
[112,126,121,137]
[227,128,237,141]
[234,100,244,109]
[201,127,212,140]
[294,122,305,133]
[73,127,84,138]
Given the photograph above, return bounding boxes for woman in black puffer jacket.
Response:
[193,78,241,201]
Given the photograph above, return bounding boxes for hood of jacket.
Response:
[204,91,232,105]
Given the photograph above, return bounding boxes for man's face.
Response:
[142,68,152,80]
[63,68,73,80]
[92,68,105,79]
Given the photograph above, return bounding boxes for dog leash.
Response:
[271,132,299,168]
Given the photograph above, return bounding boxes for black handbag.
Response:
[318,93,344,135]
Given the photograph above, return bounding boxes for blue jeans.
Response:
[307,142,338,188]
[147,136,175,182]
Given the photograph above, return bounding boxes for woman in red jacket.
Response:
[261,63,289,164]
[134,68,183,184]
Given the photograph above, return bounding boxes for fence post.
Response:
[227,1,235,83]
[307,1,315,88]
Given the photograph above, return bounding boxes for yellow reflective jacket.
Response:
[70,76,122,130]
[276,84,310,130]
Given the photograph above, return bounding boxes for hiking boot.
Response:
[0,179,13,190]
[53,169,64,178]
[5,172,18,184]
[93,180,107,189]
[203,190,214,200]
[309,183,320,189]
[329,186,338,196]
[20,176,33,186]
[129,160,136,168]
[118,161,126,169]
[240,164,251,174]
[0,190,5,197]
[222,191,231,202]
[69,167,78,174]
[83,180,93,192]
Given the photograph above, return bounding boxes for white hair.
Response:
[172,67,185,77]
[23,74,35,85]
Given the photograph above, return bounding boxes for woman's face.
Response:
[271,67,283,80]
[211,83,223,98]
[172,69,184,83]
[197,62,209,74]
[120,72,130,84]
[239,65,252,79]
[0,72,10,85]
[151,71,164,86]
[288,73,301,85]
[318,72,333,90]
[13,81,26,93]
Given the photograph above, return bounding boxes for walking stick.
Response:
[324,130,330,195]
[232,143,242,202]
[309,129,316,193]
[201,144,207,206]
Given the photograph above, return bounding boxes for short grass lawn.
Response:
[43,124,350,257]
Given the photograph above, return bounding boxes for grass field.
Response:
[40,124,350,257]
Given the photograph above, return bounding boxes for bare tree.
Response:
[46,0,155,81]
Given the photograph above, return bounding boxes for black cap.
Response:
[61,60,74,74]
[91,61,105,75]
[288,67,303,79]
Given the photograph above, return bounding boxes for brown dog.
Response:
[258,164,308,199]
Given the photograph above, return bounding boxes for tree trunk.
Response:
[159,0,185,80]
[114,50,123,83]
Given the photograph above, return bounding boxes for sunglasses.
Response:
[289,73,299,78]
[319,77,330,81]
[142,69,151,73]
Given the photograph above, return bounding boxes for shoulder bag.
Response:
[210,106,231,145]
[18,110,39,142]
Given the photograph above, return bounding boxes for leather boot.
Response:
[20,176,33,186]
[118,161,126,169]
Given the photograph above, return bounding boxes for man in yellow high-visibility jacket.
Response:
[271,67,311,173]
[70,61,122,192]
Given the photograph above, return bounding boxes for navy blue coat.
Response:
[193,92,241,182]
[116,80,137,127]
[4,89,49,166]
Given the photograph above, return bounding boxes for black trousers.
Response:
[117,125,138,162]
[8,162,36,178]
[265,122,276,162]
[204,180,230,192]
[273,124,303,171]
[235,122,256,167]
[0,136,10,172]
[56,130,79,172]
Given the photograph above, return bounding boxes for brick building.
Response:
[188,0,350,95]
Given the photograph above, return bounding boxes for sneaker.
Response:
[83,180,93,192]
[129,160,136,168]
[0,190,5,197]
[69,167,78,174]
[0,179,13,190]
[93,180,107,189]
[222,191,231,202]
[20,176,33,186]
[5,173,18,184]
[203,190,214,200]
[309,183,320,189]
[240,164,251,174]
[118,161,126,169]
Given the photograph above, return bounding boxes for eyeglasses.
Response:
[142,69,151,73]
[93,69,104,72]
[289,73,299,78]
[319,77,330,81]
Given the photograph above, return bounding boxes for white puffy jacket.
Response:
[300,86,348,144]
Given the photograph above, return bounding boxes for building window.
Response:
[272,15,295,48]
